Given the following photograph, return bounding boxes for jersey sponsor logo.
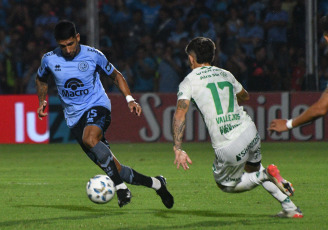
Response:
[87,48,103,56]
[55,64,61,71]
[61,78,89,97]
[235,133,260,161]
[78,61,89,72]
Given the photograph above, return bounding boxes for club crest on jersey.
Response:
[78,61,89,72]
[62,78,89,97]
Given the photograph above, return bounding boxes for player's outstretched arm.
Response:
[172,99,192,170]
[110,68,142,116]
[36,75,48,120]
[268,88,328,133]
[236,88,249,104]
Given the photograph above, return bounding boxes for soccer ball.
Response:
[86,175,115,204]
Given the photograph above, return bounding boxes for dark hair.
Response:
[54,20,77,41]
[320,16,328,34]
[185,37,216,64]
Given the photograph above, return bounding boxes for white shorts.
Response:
[212,122,262,186]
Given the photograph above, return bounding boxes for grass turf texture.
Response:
[0,142,327,230]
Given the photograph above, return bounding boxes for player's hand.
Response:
[37,100,48,120]
[128,101,142,116]
[173,147,192,170]
[268,119,289,134]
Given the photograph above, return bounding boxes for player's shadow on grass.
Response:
[15,204,121,213]
[153,209,268,218]
[0,204,124,228]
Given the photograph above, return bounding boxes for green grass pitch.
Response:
[0,142,327,230]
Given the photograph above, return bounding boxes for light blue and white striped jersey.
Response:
[37,45,114,127]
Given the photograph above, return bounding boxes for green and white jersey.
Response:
[178,66,254,148]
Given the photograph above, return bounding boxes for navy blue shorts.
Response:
[70,106,111,152]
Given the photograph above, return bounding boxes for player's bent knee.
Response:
[216,182,239,193]
[82,136,98,149]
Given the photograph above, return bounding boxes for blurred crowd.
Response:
[1,0,328,95]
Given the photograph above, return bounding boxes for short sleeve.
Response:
[95,49,114,76]
[37,55,50,78]
[177,78,192,101]
[227,71,243,94]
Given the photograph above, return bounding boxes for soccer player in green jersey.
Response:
[172,37,303,218]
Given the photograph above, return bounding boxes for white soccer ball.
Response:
[86,175,115,204]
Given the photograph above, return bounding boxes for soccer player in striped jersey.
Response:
[36,20,173,208]
[172,37,303,218]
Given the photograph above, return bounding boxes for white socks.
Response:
[259,165,297,211]
[116,183,128,190]
[222,164,297,211]
[223,170,268,193]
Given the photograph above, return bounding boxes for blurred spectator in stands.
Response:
[224,6,243,56]
[0,0,9,29]
[132,45,157,92]
[291,0,305,48]
[8,27,25,94]
[153,7,175,43]
[101,59,133,93]
[264,0,289,60]
[0,61,4,94]
[99,26,113,58]
[226,46,248,88]
[185,0,212,33]
[276,44,290,83]
[168,19,189,51]
[267,60,283,91]
[192,14,216,41]
[122,9,146,56]
[173,37,190,77]
[213,36,228,69]
[137,0,161,31]
[155,44,182,92]
[212,0,228,25]
[28,26,50,52]
[22,41,40,94]
[99,0,115,21]
[248,0,267,21]
[319,0,328,16]
[281,0,297,29]
[7,2,32,33]
[290,56,305,91]
[238,11,264,58]
[111,0,131,24]
[139,34,155,59]
[0,26,8,61]
[25,0,42,22]
[172,7,185,22]
[247,46,269,91]
[34,2,59,48]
